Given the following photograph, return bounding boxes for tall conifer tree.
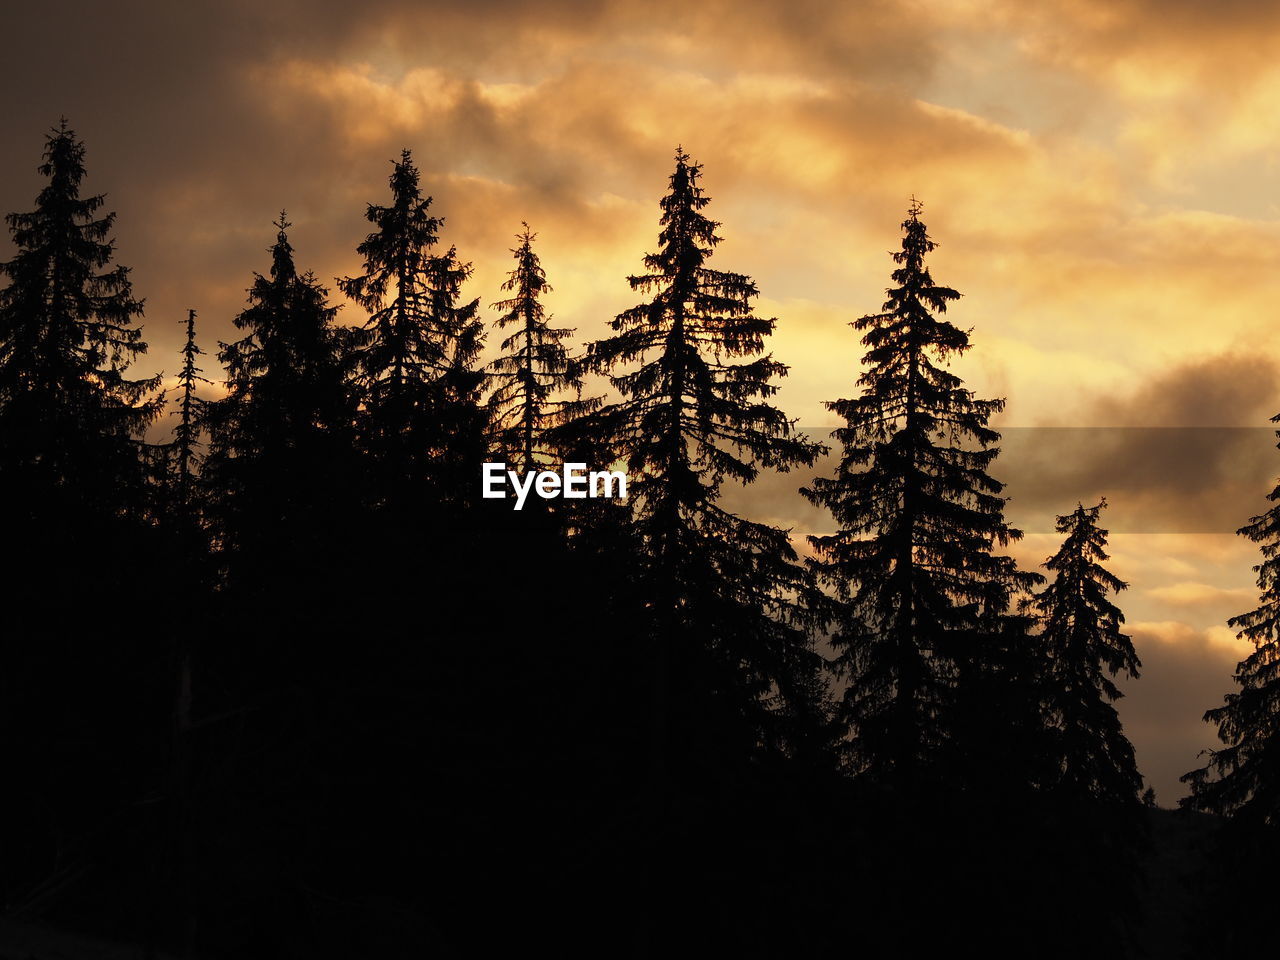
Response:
[1025,500,1141,804]
[160,310,210,958]
[0,121,161,524]
[204,214,356,603]
[169,309,210,506]
[802,200,1040,787]
[339,149,486,507]
[196,219,369,945]
[0,121,165,919]
[584,148,827,773]
[1184,420,1280,823]
[487,223,597,473]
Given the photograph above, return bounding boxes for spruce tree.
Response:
[1025,500,1141,804]
[168,309,210,506]
[1184,418,1280,823]
[338,149,486,508]
[204,213,357,605]
[584,148,827,775]
[802,200,1041,787]
[487,223,598,473]
[160,309,210,958]
[157,307,213,634]
[0,121,166,921]
[0,120,161,526]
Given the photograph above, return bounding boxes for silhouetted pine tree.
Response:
[339,149,486,508]
[149,308,211,533]
[170,309,209,506]
[1184,420,1280,824]
[203,214,357,610]
[193,216,370,950]
[0,121,167,927]
[584,148,827,777]
[157,309,210,959]
[158,308,212,771]
[487,223,598,473]
[0,120,162,537]
[1025,500,1141,804]
[802,200,1041,789]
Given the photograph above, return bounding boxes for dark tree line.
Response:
[0,121,1254,958]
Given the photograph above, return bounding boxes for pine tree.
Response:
[1025,500,1141,804]
[168,309,210,506]
[0,121,166,921]
[487,223,598,474]
[157,306,213,611]
[338,149,486,508]
[584,148,827,775]
[0,120,161,525]
[802,200,1041,787]
[161,309,210,959]
[204,213,357,603]
[1184,418,1280,823]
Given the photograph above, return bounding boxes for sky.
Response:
[5,0,1280,803]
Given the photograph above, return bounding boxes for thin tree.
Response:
[1025,500,1141,804]
[339,149,486,507]
[487,223,598,474]
[162,308,210,960]
[167,309,211,503]
[584,148,827,774]
[802,199,1041,787]
[1184,418,1280,824]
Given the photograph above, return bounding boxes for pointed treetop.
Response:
[1072,499,1102,523]
[665,148,705,207]
[1042,499,1126,591]
[172,308,211,491]
[387,150,431,215]
[269,212,295,282]
[509,223,549,294]
[179,309,209,377]
[37,121,90,194]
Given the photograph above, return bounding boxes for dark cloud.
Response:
[720,353,1280,537]
[997,427,1277,534]
[996,354,1280,533]
[1085,351,1280,428]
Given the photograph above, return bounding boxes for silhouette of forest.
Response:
[3,122,1280,958]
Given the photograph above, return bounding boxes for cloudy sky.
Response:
[6,0,1280,802]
